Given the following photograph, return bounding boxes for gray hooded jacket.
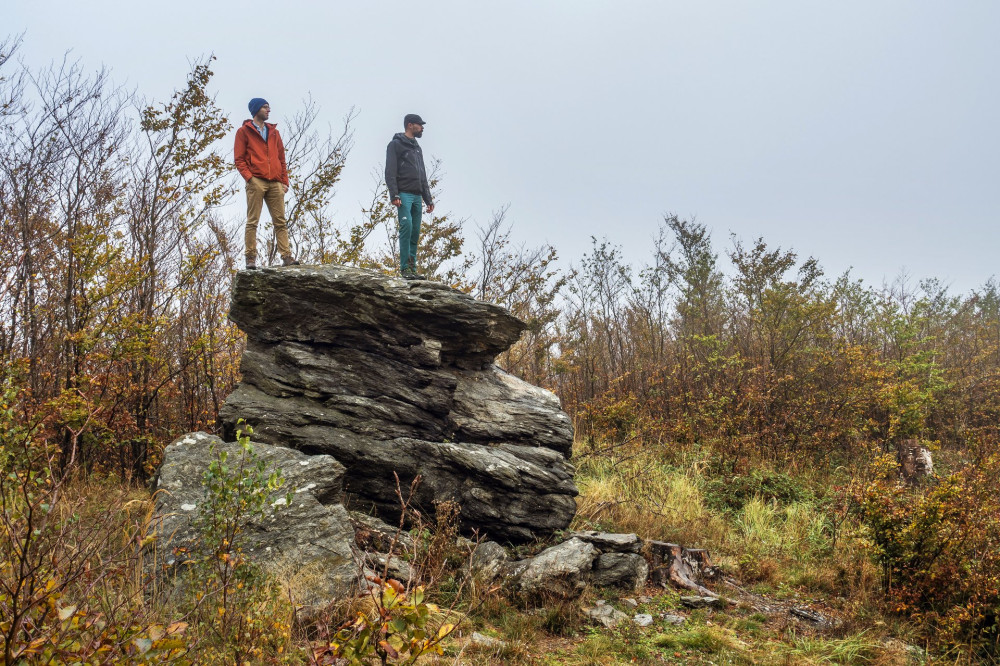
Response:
[385,133,433,206]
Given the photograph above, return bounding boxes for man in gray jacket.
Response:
[385,114,435,279]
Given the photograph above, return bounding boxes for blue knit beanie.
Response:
[248,98,268,117]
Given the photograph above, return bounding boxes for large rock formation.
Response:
[219,265,577,543]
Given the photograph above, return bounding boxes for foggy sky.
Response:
[9,1,999,292]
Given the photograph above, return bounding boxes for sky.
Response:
[8,1,1000,293]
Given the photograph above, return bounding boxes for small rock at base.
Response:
[790,607,827,624]
[633,613,654,627]
[470,632,506,649]
[681,595,720,609]
[622,597,639,608]
[585,604,630,628]
[662,614,686,625]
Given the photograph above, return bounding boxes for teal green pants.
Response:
[396,192,422,273]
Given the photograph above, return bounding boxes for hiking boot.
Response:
[245,257,257,270]
[282,256,300,266]
[401,270,417,280]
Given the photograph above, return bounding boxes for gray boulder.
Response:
[681,595,722,609]
[571,531,643,553]
[591,552,650,590]
[469,532,656,600]
[228,265,525,369]
[469,540,512,583]
[220,265,577,543]
[151,432,358,610]
[633,613,654,627]
[450,366,574,456]
[516,538,598,600]
[470,632,507,650]
[585,601,630,628]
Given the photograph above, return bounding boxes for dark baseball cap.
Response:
[403,113,426,126]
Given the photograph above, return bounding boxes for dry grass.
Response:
[572,449,730,547]
[47,475,170,616]
[26,468,981,666]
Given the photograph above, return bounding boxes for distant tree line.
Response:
[548,215,1000,469]
[4,35,1000,476]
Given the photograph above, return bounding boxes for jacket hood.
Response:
[243,118,278,130]
[392,132,419,146]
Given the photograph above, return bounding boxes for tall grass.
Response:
[734,497,831,562]
[572,443,883,602]
[572,450,729,547]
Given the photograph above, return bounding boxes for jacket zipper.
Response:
[248,122,271,180]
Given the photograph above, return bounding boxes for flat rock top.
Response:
[230,265,526,367]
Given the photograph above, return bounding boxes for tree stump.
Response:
[897,439,933,485]
[646,541,717,597]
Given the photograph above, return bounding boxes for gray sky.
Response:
[10,1,1000,292]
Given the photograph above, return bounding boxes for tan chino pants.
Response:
[244,176,291,260]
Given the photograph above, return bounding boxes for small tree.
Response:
[184,421,294,664]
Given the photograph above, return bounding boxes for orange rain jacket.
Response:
[234,119,289,186]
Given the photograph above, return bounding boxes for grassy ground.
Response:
[10,445,991,664]
[424,443,978,665]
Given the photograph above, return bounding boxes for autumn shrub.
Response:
[182,421,296,664]
[855,452,1000,655]
[0,367,189,664]
[580,386,651,444]
[310,479,468,665]
[310,578,457,665]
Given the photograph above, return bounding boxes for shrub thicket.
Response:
[856,453,1000,655]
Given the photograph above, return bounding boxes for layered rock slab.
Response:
[220,265,577,543]
[228,265,525,369]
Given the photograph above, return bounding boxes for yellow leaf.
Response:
[153,637,186,650]
[437,623,455,639]
[57,605,77,621]
[166,621,188,635]
[379,640,400,660]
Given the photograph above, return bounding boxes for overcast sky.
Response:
[9,1,1000,292]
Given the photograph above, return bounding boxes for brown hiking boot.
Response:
[282,256,300,266]
[245,257,257,270]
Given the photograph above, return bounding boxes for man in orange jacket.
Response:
[234,98,299,269]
